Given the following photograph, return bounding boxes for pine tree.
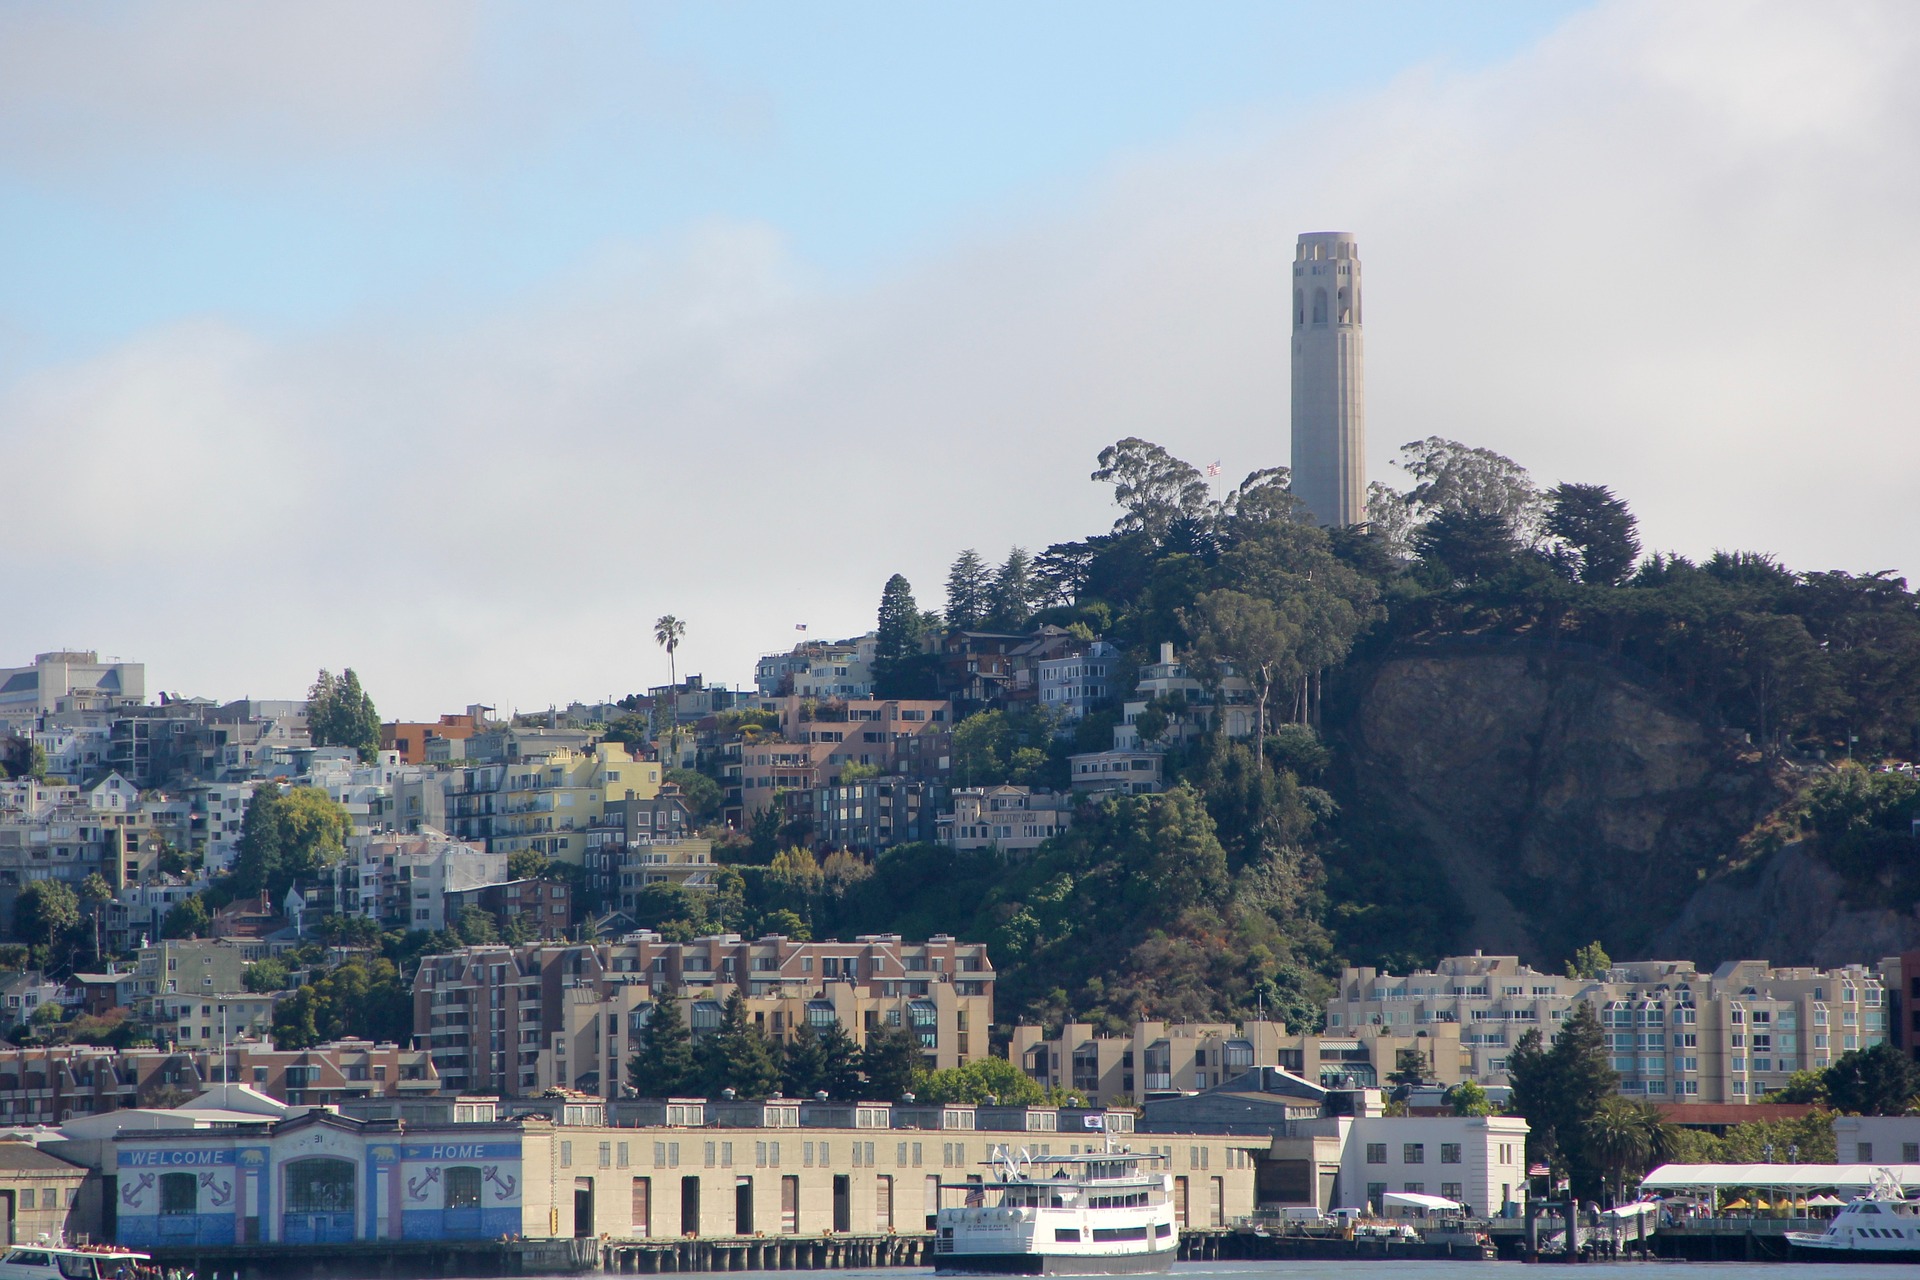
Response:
[628,990,697,1096]
[945,550,992,631]
[819,1021,864,1099]
[698,990,782,1098]
[780,1024,829,1097]
[1508,1002,1618,1199]
[858,1025,923,1101]
[874,574,938,699]
[875,575,925,670]
[986,547,1036,631]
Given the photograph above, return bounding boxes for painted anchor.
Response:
[121,1173,154,1206]
[199,1172,232,1207]
[406,1166,441,1201]
[483,1165,516,1200]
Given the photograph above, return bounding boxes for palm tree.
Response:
[654,615,687,763]
[654,615,686,690]
[1586,1097,1675,1205]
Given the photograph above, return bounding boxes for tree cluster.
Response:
[307,668,381,763]
[627,990,922,1101]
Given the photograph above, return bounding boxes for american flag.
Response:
[795,624,808,631]
[1206,461,1221,477]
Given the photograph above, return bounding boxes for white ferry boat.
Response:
[0,1245,154,1280]
[934,1142,1178,1275]
[1787,1170,1920,1260]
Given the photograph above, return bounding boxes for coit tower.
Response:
[1290,230,1366,527]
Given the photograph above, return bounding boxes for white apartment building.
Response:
[0,651,145,715]
[1113,643,1254,751]
[939,786,1074,854]
[1329,952,1891,1102]
[1066,749,1164,795]
[1035,642,1117,722]
[336,828,507,931]
[756,635,880,700]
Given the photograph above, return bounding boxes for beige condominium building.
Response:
[414,933,993,1098]
[1013,1019,1468,1106]
[1330,952,1889,1102]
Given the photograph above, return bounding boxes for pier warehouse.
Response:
[42,1077,1527,1251]
[55,1097,1272,1247]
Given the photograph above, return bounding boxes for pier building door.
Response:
[632,1178,651,1237]
[680,1176,700,1235]
[574,1178,595,1237]
[781,1177,799,1234]
[875,1176,892,1233]
[1173,1177,1188,1228]
[734,1177,753,1235]
[831,1175,851,1233]
[283,1157,356,1244]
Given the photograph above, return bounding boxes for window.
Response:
[446,1166,483,1210]
[1441,1144,1462,1165]
[1366,1143,1387,1165]
[1858,1143,1874,1162]
[1404,1144,1425,1164]
[160,1173,198,1215]
[285,1157,356,1214]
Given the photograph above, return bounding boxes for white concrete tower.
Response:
[1290,230,1366,527]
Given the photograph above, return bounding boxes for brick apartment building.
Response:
[413,933,994,1098]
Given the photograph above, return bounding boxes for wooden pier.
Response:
[599,1234,928,1273]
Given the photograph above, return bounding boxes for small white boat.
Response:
[1787,1169,1920,1260]
[934,1141,1178,1275]
[0,1245,153,1280]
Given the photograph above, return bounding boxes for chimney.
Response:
[1160,642,1175,665]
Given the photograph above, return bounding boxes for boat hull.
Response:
[1788,1235,1920,1264]
[935,1250,1176,1276]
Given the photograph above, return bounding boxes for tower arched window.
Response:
[1337,287,1351,323]
[1312,288,1328,324]
[1294,288,1304,326]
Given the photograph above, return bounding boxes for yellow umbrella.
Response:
[1754,1199,1771,1210]
[1724,1198,1749,1210]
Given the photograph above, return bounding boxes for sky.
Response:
[4,0,1918,719]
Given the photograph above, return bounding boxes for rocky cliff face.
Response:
[1337,646,1796,966]
[1654,841,1920,966]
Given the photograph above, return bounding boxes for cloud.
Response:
[3,0,1918,716]
[0,3,481,173]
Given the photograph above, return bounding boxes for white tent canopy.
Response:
[1383,1191,1462,1212]
[1640,1164,1920,1194]
[1603,1201,1660,1218]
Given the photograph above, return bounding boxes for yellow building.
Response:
[496,743,662,860]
